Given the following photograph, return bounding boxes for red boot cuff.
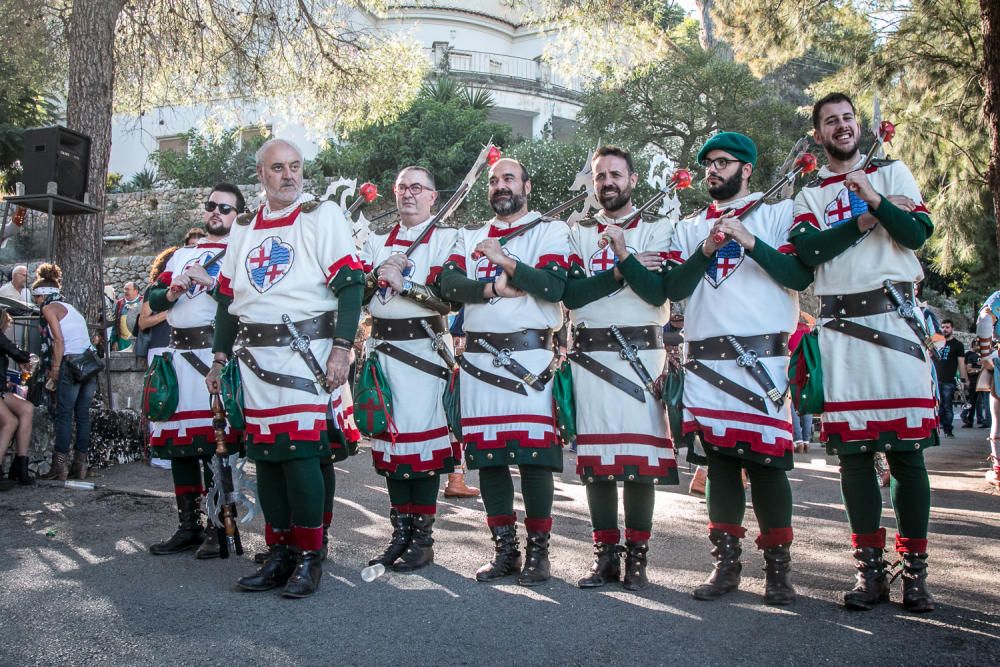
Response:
[293,525,324,551]
[486,513,516,528]
[851,528,887,549]
[525,517,553,533]
[755,527,794,549]
[625,528,651,543]
[895,534,928,554]
[593,529,621,545]
[264,524,292,546]
[708,522,746,538]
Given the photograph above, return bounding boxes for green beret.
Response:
[697,132,758,167]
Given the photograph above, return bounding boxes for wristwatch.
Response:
[400,279,414,295]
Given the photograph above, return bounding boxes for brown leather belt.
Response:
[459,354,560,395]
[236,314,336,348]
[574,325,664,353]
[687,333,789,361]
[819,281,914,319]
[465,329,553,355]
[371,316,447,341]
[169,326,213,350]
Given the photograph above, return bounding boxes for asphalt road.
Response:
[1,426,997,666]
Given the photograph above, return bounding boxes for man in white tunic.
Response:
[209,139,363,598]
[147,183,243,559]
[360,166,461,572]
[563,145,678,591]
[440,158,570,586]
[792,92,936,613]
[662,132,812,605]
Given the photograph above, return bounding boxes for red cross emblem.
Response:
[825,189,854,225]
[244,236,294,293]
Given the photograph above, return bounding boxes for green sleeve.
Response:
[211,302,237,356]
[661,247,713,301]
[617,254,668,307]
[510,261,566,303]
[334,284,363,342]
[562,267,624,310]
[790,221,866,267]
[747,237,814,290]
[146,285,174,313]
[440,267,489,304]
[871,196,932,250]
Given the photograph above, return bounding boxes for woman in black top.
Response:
[0,309,35,489]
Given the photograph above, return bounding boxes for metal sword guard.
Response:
[736,350,758,368]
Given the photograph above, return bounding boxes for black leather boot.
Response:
[393,513,435,572]
[369,509,413,567]
[518,531,551,587]
[622,541,649,591]
[9,456,34,486]
[475,524,522,582]
[195,525,221,560]
[899,552,935,613]
[843,547,890,610]
[282,549,323,598]
[762,545,796,605]
[149,493,204,555]
[253,547,273,564]
[320,528,329,562]
[577,542,623,588]
[692,530,742,600]
[238,544,296,591]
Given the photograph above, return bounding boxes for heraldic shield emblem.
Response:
[475,248,520,304]
[589,244,635,296]
[245,236,295,293]
[182,251,222,298]
[703,239,744,288]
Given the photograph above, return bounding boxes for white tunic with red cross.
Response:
[149,239,234,452]
[217,195,362,448]
[360,218,460,475]
[668,194,798,458]
[446,212,569,462]
[792,159,936,444]
[568,212,677,481]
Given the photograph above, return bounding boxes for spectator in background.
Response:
[789,311,816,453]
[33,263,99,481]
[111,280,142,351]
[137,248,176,366]
[934,319,967,438]
[0,310,35,490]
[0,265,31,303]
[962,348,990,428]
[183,227,206,247]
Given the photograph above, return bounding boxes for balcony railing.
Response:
[424,46,585,97]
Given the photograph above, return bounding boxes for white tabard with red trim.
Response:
[568,212,676,480]
[150,239,232,452]
[217,196,361,447]
[669,194,798,458]
[360,218,460,475]
[447,212,569,463]
[792,159,936,444]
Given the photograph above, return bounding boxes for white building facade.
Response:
[109,1,585,179]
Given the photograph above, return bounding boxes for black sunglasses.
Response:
[204,201,238,215]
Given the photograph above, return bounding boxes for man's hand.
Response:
[206,362,223,395]
[844,170,881,208]
[857,212,879,232]
[886,195,916,212]
[185,263,215,288]
[633,251,664,270]
[493,271,526,299]
[602,225,629,260]
[473,239,517,274]
[377,264,405,292]
[709,214,755,251]
[381,253,409,272]
[167,274,192,301]
[326,346,351,389]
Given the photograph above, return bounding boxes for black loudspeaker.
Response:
[20,125,91,202]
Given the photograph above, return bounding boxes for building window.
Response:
[157,135,188,155]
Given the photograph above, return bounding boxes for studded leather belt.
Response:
[371,315,447,341]
[169,325,213,350]
[819,281,914,319]
[465,329,553,355]
[687,333,789,361]
[574,325,664,353]
[236,314,336,348]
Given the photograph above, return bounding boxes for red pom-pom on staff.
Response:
[878,120,895,144]
[486,146,503,166]
[359,182,378,202]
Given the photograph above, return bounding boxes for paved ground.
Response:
[1,424,997,666]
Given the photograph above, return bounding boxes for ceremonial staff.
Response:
[207,394,243,559]
[596,168,692,249]
[377,141,502,288]
[711,152,818,244]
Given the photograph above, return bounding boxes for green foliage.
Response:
[312,82,512,197]
[150,129,264,189]
[577,44,805,197]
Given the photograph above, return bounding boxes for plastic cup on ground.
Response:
[361,563,386,582]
